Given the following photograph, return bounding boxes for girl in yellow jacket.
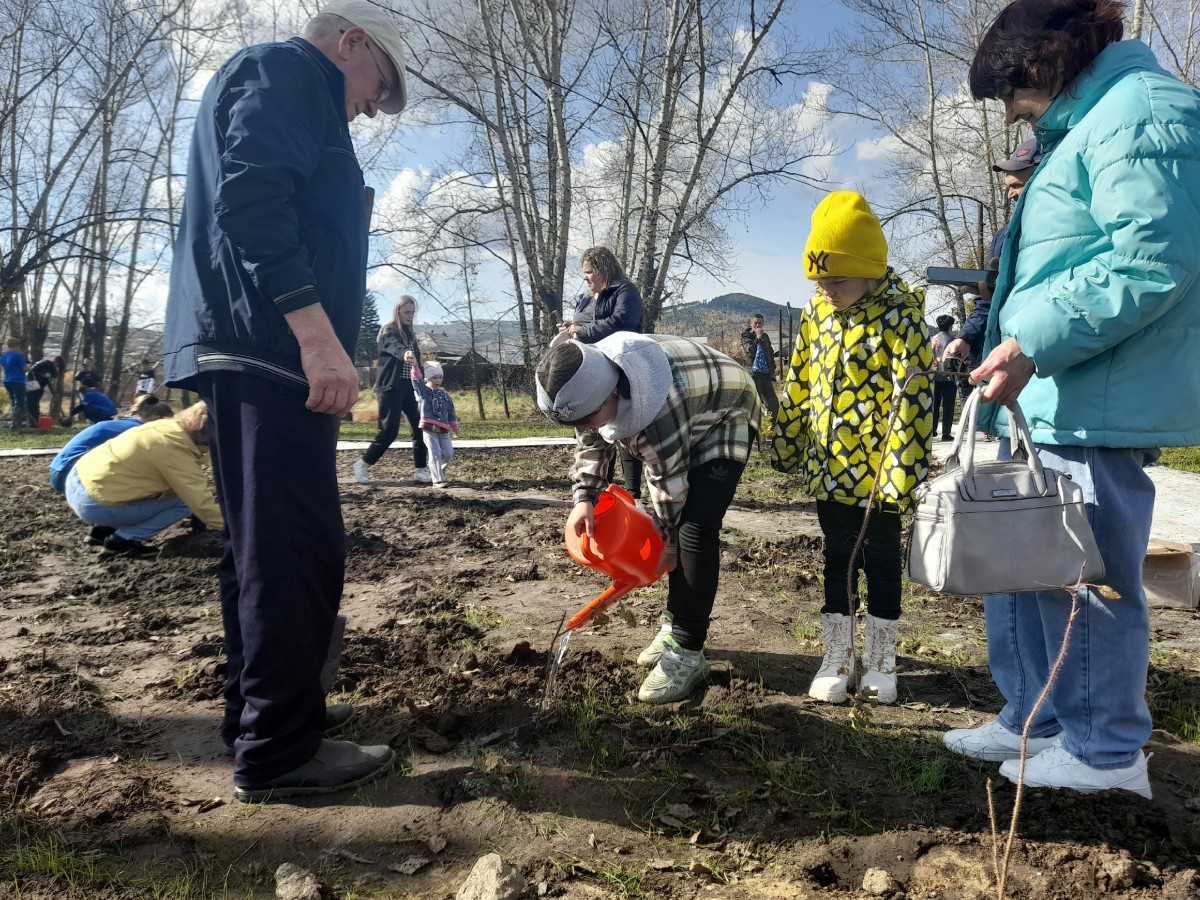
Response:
[67,401,223,558]
[770,192,933,705]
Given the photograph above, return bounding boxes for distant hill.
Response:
[658,292,803,334]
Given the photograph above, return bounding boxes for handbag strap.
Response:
[947,387,1050,496]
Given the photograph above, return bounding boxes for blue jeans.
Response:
[64,467,190,541]
[984,442,1156,768]
[5,382,26,428]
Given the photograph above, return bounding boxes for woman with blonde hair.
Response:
[354,295,430,483]
[66,400,223,558]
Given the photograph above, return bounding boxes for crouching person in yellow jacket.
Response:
[770,191,932,704]
[66,401,223,559]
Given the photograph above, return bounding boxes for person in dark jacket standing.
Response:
[740,314,778,422]
[26,356,63,422]
[354,296,430,484]
[162,0,405,803]
[558,247,646,496]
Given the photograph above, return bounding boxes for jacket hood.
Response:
[590,332,673,441]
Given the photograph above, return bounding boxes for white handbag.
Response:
[906,388,1105,595]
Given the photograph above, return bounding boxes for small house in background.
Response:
[416,324,531,390]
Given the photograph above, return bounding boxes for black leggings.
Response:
[667,457,747,651]
[363,384,427,468]
[816,500,902,620]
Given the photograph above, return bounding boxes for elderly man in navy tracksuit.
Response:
[163,0,407,803]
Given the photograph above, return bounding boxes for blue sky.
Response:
[364,0,891,323]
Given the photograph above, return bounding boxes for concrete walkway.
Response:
[5,432,1195,545]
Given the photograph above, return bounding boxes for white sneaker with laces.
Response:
[413,467,433,484]
[637,636,709,703]
[943,718,1060,762]
[353,459,370,484]
[636,612,673,667]
[999,747,1152,799]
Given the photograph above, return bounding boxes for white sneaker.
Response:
[943,718,1060,762]
[638,636,709,703]
[636,612,673,667]
[999,747,1152,799]
[412,468,433,484]
[808,613,856,703]
[434,480,449,489]
[353,459,370,484]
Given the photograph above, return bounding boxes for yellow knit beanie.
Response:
[804,191,888,280]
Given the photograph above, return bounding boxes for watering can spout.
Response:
[563,484,667,630]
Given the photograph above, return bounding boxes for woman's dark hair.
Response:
[537,342,583,399]
[936,314,956,331]
[581,247,627,288]
[969,0,1124,100]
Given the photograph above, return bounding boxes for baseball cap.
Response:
[993,138,1044,172]
[320,0,408,115]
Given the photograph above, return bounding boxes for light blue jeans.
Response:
[984,442,1156,768]
[65,467,190,542]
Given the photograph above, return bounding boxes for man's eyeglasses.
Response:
[364,40,392,105]
[340,29,392,105]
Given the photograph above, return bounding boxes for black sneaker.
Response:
[188,514,208,533]
[86,525,117,546]
[99,535,158,559]
[234,739,394,803]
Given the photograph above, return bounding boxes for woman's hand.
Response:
[566,500,595,539]
[403,350,415,363]
[658,543,678,574]
[970,337,1036,406]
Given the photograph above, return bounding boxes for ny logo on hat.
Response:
[807,250,829,274]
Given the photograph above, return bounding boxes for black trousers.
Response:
[363,382,426,468]
[816,500,902,620]
[752,372,779,418]
[25,387,44,421]
[668,456,747,650]
[932,380,957,439]
[198,372,344,785]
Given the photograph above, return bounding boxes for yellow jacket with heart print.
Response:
[769,269,933,511]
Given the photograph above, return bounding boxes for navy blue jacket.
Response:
[571,281,644,343]
[164,39,368,390]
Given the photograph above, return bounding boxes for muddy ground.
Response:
[2,445,1199,899]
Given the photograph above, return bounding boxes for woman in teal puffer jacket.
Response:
[941,0,1200,801]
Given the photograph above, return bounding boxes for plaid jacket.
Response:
[571,336,760,537]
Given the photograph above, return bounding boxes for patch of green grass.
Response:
[560,676,632,773]
[464,605,506,632]
[1147,665,1200,743]
[0,817,259,899]
[1159,446,1200,474]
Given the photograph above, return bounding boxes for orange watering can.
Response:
[563,484,668,630]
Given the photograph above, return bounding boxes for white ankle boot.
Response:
[808,613,856,703]
[860,614,899,704]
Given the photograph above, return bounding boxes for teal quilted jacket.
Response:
[985,40,1200,447]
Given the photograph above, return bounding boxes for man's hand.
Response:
[567,500,595,539]
[970,337,1035,406]
[942,337,970,363]
[284,304,359,416]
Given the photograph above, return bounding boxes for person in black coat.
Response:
[557,247,645,495]
[354,295,431,484]
[740,314,778,421]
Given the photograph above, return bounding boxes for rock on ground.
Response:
[275,863,322,900]
[456,852,525,900]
